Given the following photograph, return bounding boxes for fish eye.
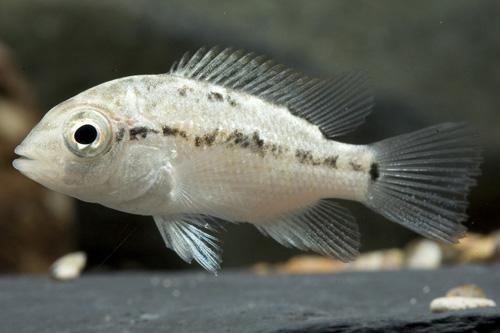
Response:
[74,124,98,144]
[64,107,112,158]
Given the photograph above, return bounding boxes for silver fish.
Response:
[13,47,482,273]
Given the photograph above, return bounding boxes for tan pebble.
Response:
[446,284,486,298]
[443,233,496,263]
[430,296,496,313]
[252,255,347,274]
[349,249,404,271]
[50,252,87,281]
[276,255,346,274]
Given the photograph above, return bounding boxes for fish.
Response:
[13,47,482,273]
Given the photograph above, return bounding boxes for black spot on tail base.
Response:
[369,163,380,181]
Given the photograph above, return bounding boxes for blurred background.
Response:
[0,0,498,274]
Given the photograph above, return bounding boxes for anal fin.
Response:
[154,215,224,273]
[256,199,360,262]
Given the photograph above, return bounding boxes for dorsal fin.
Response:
[169,46,374,137]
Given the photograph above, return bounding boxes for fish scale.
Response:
[13,47,482,273]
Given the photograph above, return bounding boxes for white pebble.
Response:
[430,296,496,313]
[50,251,87,281]
[405,239,442,269]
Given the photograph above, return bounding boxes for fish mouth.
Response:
[12,145,38,174]
[12,155,34,173]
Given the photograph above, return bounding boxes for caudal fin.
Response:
[363,122,482,243]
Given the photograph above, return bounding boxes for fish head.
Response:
[13,99,126,203]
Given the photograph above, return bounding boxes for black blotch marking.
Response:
[323,155,338,168]
[369,163,380,181]
[268,144,283,157]
[226,129,249,147]
[227,96,237,107]
[210,92,223,102]
[162,126,188,139]
[194,136,202,147]
[350,161,363,172]
[192,129,220,147]
[252,132,264,149]
[116,127,125,142]
[203,129,219,146]
[192,128,278,158]
[129,126,159,140]
[295,149,321,166]
[207,92,224,102]
[178,87,187,97]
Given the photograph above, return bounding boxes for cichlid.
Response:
[13,47,482,273]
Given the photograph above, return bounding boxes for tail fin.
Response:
[363,122,482,243]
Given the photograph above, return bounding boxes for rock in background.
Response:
[0,0,498,272]
[0,43,76,273]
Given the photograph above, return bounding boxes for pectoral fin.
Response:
[154,215,224,273]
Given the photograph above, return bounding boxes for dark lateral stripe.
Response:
[161,124,340,168]
[295,149,339,169]
[162,125,188,139]
[129,126,159,140]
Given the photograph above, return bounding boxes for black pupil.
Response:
[74,124,98,144]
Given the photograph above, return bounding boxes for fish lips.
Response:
[12,145,52,181]
[13,145,36,174]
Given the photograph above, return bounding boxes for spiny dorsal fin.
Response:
[169,47,374,138]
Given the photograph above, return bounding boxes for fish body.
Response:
[13,47,482,272]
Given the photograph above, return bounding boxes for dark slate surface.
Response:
[1,265,499,333]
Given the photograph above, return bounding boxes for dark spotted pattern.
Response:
[162,126,188,139]
[194,136,203,147]
[252,132,264,150]
[295,149,322,166]
[323,155,338,168]
[207,91,224,102]
[116,128,125,142]
[227,96,237,107]
[129,126,159,140]
[226,129,249,147]
[269,144,284,157]
[349,161,363,172]
[212,92,223,101]
[194,128,220,147]
[159,125,347,170]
